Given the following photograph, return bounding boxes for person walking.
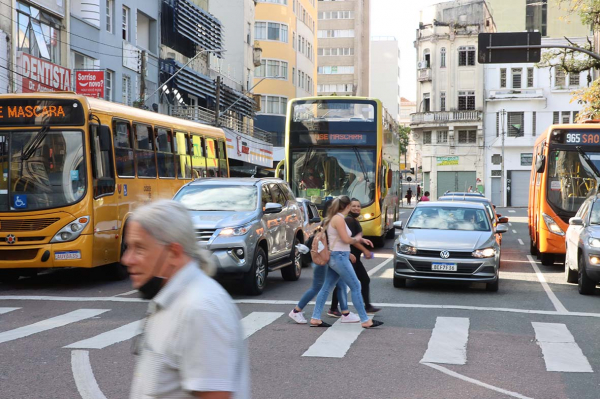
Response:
[406,188,413,205]
[420,191,431,202]
[310,196,384,329]
[468,185,474,193]
[123,200,249,399]
[328,198,381,316]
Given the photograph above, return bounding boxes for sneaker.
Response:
[341,312,361,323]
[288,309,307,324]
[327,309,342,318]
[365,306,381,314]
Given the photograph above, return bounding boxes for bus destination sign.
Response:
[290,131,375,146]
[0,99,85,126]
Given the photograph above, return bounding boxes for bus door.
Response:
[90,123,118,265]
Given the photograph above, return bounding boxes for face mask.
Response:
[138,247,170,300]
[349,211,360,219]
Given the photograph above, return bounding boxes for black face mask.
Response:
[349,211,360,219]
[138,247,169,300]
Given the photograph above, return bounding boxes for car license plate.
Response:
[432,262,457,271]
[55,251,81,260]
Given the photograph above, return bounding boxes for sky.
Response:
[371,0,440,102]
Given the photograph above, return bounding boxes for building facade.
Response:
[370,37,400,121]
[253,0,318,159]
[316,0,370,97]
[411,0,495,199]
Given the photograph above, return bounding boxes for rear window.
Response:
[175,185,258,212]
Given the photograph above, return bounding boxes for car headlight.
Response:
[50,216,90,243]
[398,244,417,255]
[219,223,253,237]
[542,213,565,236]
[588,238,600,248]
[472,247,496,258]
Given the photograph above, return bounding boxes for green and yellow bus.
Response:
[277,96,400,246]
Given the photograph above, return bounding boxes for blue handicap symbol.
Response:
[13,195,27,209]
[124,184,128,197]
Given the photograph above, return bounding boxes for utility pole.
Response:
[501,109,506,207]
[140,50,147,103]
[214,75,221,126]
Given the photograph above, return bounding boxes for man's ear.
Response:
[169,242,186,259]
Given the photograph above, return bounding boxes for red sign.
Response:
[75,70,105,98]
[19,53,71,93]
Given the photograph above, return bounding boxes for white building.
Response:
[411,0,495,199]
[483,38,587,207]
[370,37,401,121]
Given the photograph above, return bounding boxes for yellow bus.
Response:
[277,96,400,246]
[0,92,228,282]
[528,123,600,266]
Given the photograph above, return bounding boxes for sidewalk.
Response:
[400,199,417,208]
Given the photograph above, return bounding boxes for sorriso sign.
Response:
[75,70,105,98]
[20,53,71,93]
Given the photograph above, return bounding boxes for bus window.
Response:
[191,134,206,178]
[134,123,156,178]
[205,138,218,177]
[175,132,192,179]
[90,124,115,198]
[156,127,175,178]
[113,120,135,177]
[218,139,227,177]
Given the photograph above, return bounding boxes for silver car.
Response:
[173,178,304,295]
[393,202,508,292]
[565,195,600,295]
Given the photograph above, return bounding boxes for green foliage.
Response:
[398,126,410,154]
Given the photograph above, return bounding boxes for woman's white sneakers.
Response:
[341,312,360,323]
[289,310,308,324]
[289,310,361,324]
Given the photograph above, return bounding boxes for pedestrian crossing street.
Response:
[0,307,594,373]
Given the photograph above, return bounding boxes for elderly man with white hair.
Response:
[123,200,250,399]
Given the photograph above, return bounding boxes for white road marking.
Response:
[71,350,108,399]
[518,239,524,245]
[508,210,516,213]
[508,223,512,226]
[368,257,393,277]
[422,363,533,399]
[242,312,283,339]
[532,322,593,372]
[0,307,19,315]
[0,295,146,303]
[0,309,109,344]
[421,317,469,365]
[113,290,138,297]
[302,317,372,358]
[512,229,517,234]
[65,320,143,349]
[526,255,568,313]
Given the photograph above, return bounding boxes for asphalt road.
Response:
[1,208,599,399]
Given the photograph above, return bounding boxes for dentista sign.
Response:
[75,70,105,98]
[20,53,71,93]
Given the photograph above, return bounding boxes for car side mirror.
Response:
[310,217,321,223]
[569,217,584,226]
[393,221,403,230]
[496,224,509,234]
[264,203,283,214]
[497,213,502,217]
[498,217,509,224]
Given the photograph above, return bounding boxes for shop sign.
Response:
[19,53,71,93]
[437,156,459,166]
[75,70,105,97]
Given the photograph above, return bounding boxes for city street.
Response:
[1,208,599,399]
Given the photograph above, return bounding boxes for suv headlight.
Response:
[397,244,417,255]
[219,223,253,237]
[542,213,565,236]
[588,237,600,248]
[50,216,90,243]
[472,247,496,258]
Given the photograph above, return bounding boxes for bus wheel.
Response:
[105,238,129,281]
[385,227,396,239]
[372,236,386,248]
[0,270,20,284]
[529,238,538,256]
[540,253,555,266]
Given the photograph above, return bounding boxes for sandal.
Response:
[362,320,384,329]
[310,321,332,327]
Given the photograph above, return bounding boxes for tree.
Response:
[398,126,410,155]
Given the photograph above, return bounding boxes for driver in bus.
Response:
[302,167,323,189]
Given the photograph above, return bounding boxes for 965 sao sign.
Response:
[75,71,105,98]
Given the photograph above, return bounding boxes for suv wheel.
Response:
[281,237,302,281]
[578,253,596,295]
[393,274,406,288]
[243,247,267,296]
[486,278,499,292]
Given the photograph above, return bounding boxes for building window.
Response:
[458,130,477,144]
[255,22,288,42]
[553,111,559,124]
[105,70,113,101]
[440,47,446,68]
[106,0,113,33]
[136,12,154,51]
[527,67,534,87]
[317,83,353,93]
[492,155,502,165]
[317,66,355,74]
[255,59,288,79]
[423,131,432,144]
[260,95,288,115]
[440,92,446,111]
[507,112,525,137]
[436,131,448,144]
[491,169,502,177]
[247,22,252,43]
[423,93,430,112]
[570,72,580,86]
[72,51,99,70]
[526,0,547,37]
[521,153,533,166]
[512,68,522,89]
[496,112,500,137]
[562,111,570,124]
[532,111,536,136]
[555,67,566,87]
[292,67,295,85]
[122,6,130,42]
[458,91,475,110]
[122,75,131,105]
[257,0,287,4]
[16,1,61,64]
[317,29,355,38]
[458,46,475,66]
[500,68,506,88]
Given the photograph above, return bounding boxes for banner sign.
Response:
[19,53,71,93]
[437,156,459,166]
[75,70,105,98]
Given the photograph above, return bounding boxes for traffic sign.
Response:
[478,32,541,64]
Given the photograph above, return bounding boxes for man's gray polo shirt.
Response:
[130,262,250,399]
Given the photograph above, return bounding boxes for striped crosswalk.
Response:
[0,308,594,373]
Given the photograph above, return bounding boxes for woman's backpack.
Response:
[310,227,331,266]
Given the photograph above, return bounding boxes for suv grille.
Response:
[0,218,60,232]
[196,229,216,242]
[415,250,474,259]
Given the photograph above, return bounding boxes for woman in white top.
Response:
[309,196,384,329]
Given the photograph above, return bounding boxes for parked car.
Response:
[565,195,600,295]
[444,191,485,197]
[173,178,304,295]
[296,198,322,266]
[393,202,508,292]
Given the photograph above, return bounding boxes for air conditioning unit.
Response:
[417,61,428,69]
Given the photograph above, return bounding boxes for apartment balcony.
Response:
[410,110,483,126]
[486,88,545,101]
[417,67,432,82]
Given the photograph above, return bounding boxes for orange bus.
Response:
[528,123,600,266]
[0,92,228,282]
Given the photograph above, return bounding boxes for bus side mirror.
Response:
[386,170,393,189]
[99,125,112,152]
[535,155,545,173]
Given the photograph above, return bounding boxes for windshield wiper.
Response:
[21,126,50,161]
[299,146,313,184]
[353,147,370,185]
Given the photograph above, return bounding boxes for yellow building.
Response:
[486,0,590,38]
[254,0,318,159]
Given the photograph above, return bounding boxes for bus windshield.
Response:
[293,100,375,122]
[0,130,86,211]
[546,149,600,216]
[290,147,376,206]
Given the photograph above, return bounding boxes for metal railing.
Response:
[410,110,482,124]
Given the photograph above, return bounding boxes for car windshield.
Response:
[438,197,495,221]
[407,207,491,231]
[175,185,258,212]
[0,130,87,212]
[590,202,600,224]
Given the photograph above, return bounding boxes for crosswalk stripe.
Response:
[508,210,516,213]
[0,307,20,315]
[242,312,283,339]
[0,309,109,344]
[420,317,470,365]
[532,322,593,372]
[302,318,371,358]
[64,320,144,349]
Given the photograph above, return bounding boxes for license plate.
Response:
[55,251,81,260]
[432,262,457,271]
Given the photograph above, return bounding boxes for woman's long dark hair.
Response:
[322,196,351,229]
